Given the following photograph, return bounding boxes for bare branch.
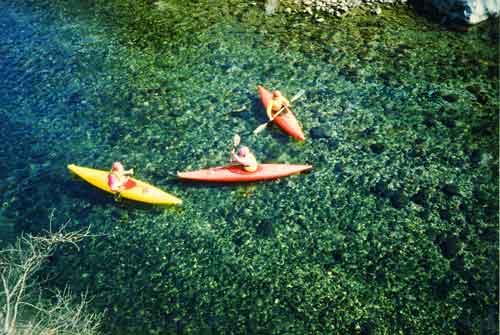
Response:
[0,216,102,335]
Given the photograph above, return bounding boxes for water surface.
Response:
[0,1,498,334]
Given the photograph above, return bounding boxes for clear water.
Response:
[0,1,498,334]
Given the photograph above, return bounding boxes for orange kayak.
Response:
[177,164,312,182]
[257,85,305,141]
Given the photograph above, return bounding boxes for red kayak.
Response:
[177,164,312,182]
[257,85,305,141]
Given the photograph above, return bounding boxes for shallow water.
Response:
[0,1,498,334]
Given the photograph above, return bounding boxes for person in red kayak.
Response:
[232,146,258,172]
[108,161,135,192]
[266,90,291,121]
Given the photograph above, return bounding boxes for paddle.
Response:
[229,134,241,161]
[253,89,305,135]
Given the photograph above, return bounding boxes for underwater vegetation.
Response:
[0,0,498,334]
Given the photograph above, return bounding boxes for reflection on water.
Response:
[0,1,498,334]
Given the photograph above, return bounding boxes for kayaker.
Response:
[231,146,258,172]
[108,161,135,192]
[266,90,291,120]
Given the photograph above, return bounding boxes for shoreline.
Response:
[269,0,408,18]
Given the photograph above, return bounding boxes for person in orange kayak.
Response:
[232,146,258,172]
[108,161,135,192]
[266,90,291,120]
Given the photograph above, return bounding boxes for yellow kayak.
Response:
[68,164,182,205]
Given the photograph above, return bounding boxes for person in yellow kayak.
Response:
[266,90,291,120]
[108,161,135,192]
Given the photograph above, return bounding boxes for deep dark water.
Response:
[0,0,498,334]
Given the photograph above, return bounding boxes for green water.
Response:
[0,0,498,334]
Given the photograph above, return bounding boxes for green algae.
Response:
[0,1,498,334]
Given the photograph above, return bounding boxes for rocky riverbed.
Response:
[271,0,407,17]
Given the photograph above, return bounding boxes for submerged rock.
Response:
[265,0,280,15]
[410,189,427,206]
[369,143,385,154]
[389,190,407,209]
[439,235,460,258]
[310,126,332,138]
[442,92,459,102]
[441,183,460,197]
[418,0,500,25]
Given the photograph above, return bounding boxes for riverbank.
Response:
[282,0,407,17]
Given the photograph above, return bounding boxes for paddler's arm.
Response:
[231,151,244,165]
[282,96,291,107]
[266,102,274,120]
[108,174,122,192]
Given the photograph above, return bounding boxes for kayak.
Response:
[68,164,182,205]
[257,85,305,141]
[177,164,312,182]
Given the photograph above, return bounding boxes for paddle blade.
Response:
[291,89,305,102]
[253,123,268,135]
[233,134,241,147]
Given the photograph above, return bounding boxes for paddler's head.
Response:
[238,146,250,157]
[111,161,124,173]
[272,90,282,98]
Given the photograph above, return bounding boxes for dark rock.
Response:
[372,181,389,197]
[442,93,459,102]
[415,137,425,145]
[332,250,343,262]
[440,116,456,128]
[419,208,431,220]
[170,109,183,117]
[370,143,385,154]
[432,279,450,299]
[256,219,274,237]
[455,318,473,335]
[469,149,481,164]
[476,92,488,104]
[442,183,460,197]
[360,322,375,335]
[340,67,359,81]
[360,127,375,137]
[379,72,392,81]
[410,190,427,206]
[423,117,436,127]
[484,306,499,335]
[439,235,460,258]
[207,42,218,50]
[329,139,339,150]
[407,148,419,158]
[439,209,451,221]
[389,191,407,209]
[310,126,331,139]
[480,227,498,242]
[466,84,482,95]
[452,255,465,273]
[425,0,499,25]
[473,187,489,204]
[488,65,498,78]
[334,163,343,174]
[68,92,82,104]
[485,204,498,217]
